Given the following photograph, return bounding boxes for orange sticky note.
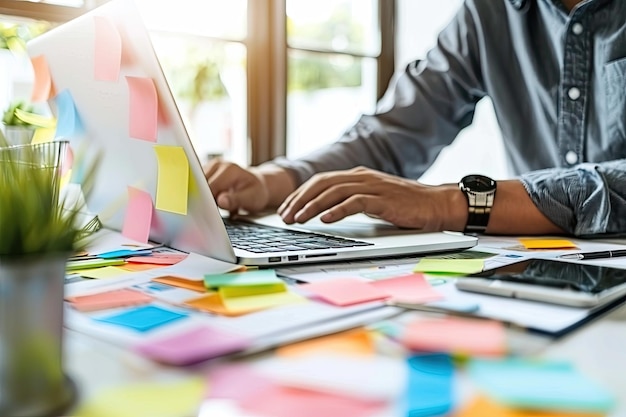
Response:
[122,186,153,243]
[518,238,578,250]
[402,317,507,357]
[118,263,164,272]
[299,278,389,306]
[277,328,375,358]
[30,55,55,102]
[126,76,158,141]
[66,289,153,312]
[94,16,122,81]
[184,293,250,316]
[153,275,207,292]
[153,145,189,215]
[370,273,443,304]
[452,395,603,417]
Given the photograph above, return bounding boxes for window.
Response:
[1,0,393,167]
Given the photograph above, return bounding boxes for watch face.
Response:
[461,174,496,193]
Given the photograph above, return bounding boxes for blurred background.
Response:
[0,0,507,184]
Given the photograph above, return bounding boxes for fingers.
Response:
[204,160,269,214]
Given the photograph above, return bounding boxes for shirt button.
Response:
[568,87,581,101]
[572,23,583,35]
[565,151,578,165]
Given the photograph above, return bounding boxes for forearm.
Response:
[440,180,563,235]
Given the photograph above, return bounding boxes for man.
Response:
[205,0,626,237]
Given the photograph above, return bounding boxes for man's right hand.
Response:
[203,159,296,215]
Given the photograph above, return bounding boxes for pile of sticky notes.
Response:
[185,270,305,315]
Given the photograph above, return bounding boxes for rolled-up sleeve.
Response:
[520,160,626,236]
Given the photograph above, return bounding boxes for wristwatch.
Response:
[458,174,497,233]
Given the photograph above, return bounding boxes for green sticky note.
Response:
[66,258,126,271]
[204,269,281,288]
[414,258,484,275]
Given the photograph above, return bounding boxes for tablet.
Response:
[455,258,626,307]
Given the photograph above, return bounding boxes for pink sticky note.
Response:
[241,385,386,417]
[206,364,274,401]
[370,273,443,304]
[126,254,187,265]
[401,317,507,356]
[299,278,389,306]
[126,76,158,141]
[134,326,251,365]
[66,288,153,312]
[121,186,153,243]
[30,55,55,102]
[94,16,122,81]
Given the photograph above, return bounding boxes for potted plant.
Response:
[0,139,96,416]
[1,99,52,146]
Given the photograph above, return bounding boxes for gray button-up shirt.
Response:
[273,0,626,237]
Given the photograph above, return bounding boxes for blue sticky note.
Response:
[469,358,615,412]
[95,305,187,332]
[97,249,153,259]
[405,353,454,417]
[54,89,85,138]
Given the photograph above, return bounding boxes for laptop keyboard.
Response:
[224,219,374,253]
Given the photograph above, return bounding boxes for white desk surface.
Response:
[62,235,626,416]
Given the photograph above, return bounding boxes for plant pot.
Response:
[2,125,35,146]
[0,255,76,417]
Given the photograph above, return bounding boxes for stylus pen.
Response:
[559,249,626,260]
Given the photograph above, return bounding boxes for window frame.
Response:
[0,0,395,166]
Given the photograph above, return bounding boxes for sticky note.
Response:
[126,76,158,141]
[277,328,375,358]
[401,317,507,356]
[31,127,56,144]
[406,353,454,417]
[153,275,208,292]
[66,258,126,271]
[126,254,187,265]
[468,358,615,412]
[204,269,282,288]
[452,395,604,417]
[117,263,163,272]
[97,248,153,259]
[77,266,128,279]
[370,273,443,304]
[54,89,84,138]
[121,186,153,243]
[66,289,153,312]
[153,145,189,215]
[207,364,274,401]
[184,293,248,316]
[518,239,578,250]
[299,278,390,306]
[14,108,56,128]
[74,378,204,417]
[220,290,307,314]
[30,55,54,102]
[414,258,484,275]
[95,305,188,332]
[240,385,386,417]
[94,16,121,81]
[219,282,286,298]
[134,326,251,365]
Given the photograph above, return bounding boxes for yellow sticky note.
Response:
[219,282,286,298]
[31,127,56,144]
[185,292,250,316]
[414,259,484,275]
[78,266,128,279]
[277,328,375,358]
[153,145,189,215]
[74,377,204,417]
[518,238,578,249]
[220,291,307,314]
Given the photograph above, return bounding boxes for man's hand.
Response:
[203,160,296,215]
[277,166,467,232]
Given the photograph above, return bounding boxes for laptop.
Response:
[27,0,477,266]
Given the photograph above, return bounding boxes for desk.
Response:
[62,236,626,417]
